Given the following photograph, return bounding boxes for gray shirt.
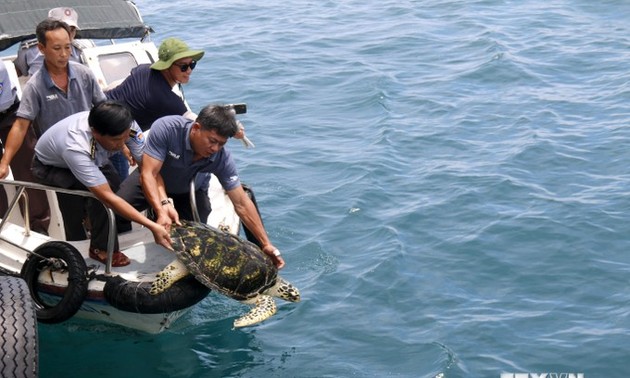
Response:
[17,61,106,136]
[35,110,145,188]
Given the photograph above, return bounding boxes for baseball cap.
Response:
[48,7,79,30]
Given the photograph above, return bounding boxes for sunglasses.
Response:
[173,60,197,72]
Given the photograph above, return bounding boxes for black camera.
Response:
[228,103,247,114]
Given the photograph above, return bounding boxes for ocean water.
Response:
[36,1,630,377]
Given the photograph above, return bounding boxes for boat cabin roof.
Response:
[0,0,153,52]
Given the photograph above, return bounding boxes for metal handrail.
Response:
[0,179,117,274]
[189,178,200,223]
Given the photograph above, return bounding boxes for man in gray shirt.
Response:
[0,19,106,237]
[14,7,87,77]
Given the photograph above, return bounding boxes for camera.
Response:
[228,103,247,114]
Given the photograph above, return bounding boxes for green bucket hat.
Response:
[150,38,205,70]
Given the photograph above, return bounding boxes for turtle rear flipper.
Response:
[233,295,277,328]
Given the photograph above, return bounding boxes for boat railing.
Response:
[189,179,201,223]
[1,177,204,274]
[0,179,118,274]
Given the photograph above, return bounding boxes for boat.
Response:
[0,0,256,334]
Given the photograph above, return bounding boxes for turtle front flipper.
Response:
[233,295,277,328]
[150,259,190,295]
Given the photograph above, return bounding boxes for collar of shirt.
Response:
[184,120,194,153]
[42,62,76,89]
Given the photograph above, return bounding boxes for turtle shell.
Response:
[170,220,278,301]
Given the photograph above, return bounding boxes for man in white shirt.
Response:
[32,101,171,267]
[0,59,50,232]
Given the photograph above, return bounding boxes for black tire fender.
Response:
[20,241,88,324]
[104,275,210,314]
[0,275,39,378]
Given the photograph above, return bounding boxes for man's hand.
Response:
[234,128,245,140]
[155,204,180,231]
[122,145,136,167]
[150,223,172,250]
[262,244,285,269]
[234,120,255,148]
[0,162,10,180]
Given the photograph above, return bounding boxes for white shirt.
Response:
[35,111,145,188]
[0,60,17,112]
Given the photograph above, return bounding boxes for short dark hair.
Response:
[88,101,134,136]
[196,105,239,138]
[36,18,71,45]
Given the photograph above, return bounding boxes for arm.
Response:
[121,145,137,167]
[139,154,179,228]
[227,185,285,269]
[0,117,31,179]
[89,68,107,104]
[13,46,29,77]
[124,122,145,168]
[88,182,172,249]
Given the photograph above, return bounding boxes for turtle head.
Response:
[270,277,300,302]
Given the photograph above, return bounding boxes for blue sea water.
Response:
[35,0,630,377]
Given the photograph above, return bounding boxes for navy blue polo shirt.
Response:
[144,115,240,194]
[106,64,188,131]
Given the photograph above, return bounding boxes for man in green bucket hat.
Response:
[106,37,243,232]
[106,37,206,181]
[150,37,205,71]
[107,37,205,134]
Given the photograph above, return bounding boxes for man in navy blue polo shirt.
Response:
[105,37,205,181]
[117,105,285,269]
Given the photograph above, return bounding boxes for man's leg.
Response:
[168,190,211,223]
[85,197,119,251]
[109,152,129,181]
[56,193,87,240]
[31,158,86,240]
[84,163,120,251]
[195,189,211,223]
[116,169,149,212]
[0,186,7,217]
[0,111,12,216]
[170,193,194,221]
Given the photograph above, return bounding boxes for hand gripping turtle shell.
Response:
[150,220,300,328]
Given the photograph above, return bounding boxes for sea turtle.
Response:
[150,220,300,328]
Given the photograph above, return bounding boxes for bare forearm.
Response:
[140,172,168,214]
[235,200,271,247]
[0,121,29,165]
[228,186,285,268]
